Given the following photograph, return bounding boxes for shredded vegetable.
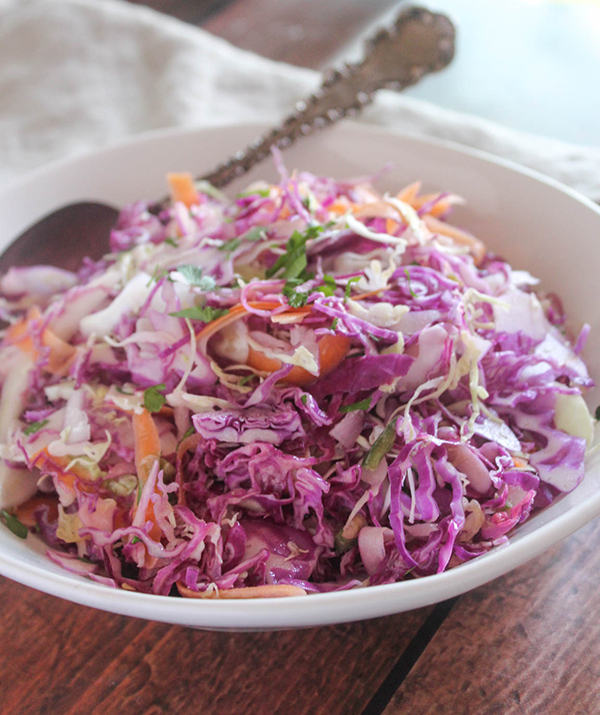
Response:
[0,157,594,598]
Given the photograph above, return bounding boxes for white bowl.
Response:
[1,123,599,630]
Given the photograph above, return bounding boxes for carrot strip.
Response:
[247,334,351,387]
[7,306,76,376]
[397,180,422,203]
[177,582,307,599]
[385,218,399,234]
[131,409,164,542]
[423,215,486,264]
[132,409,161,481]
[15,494,59,527]
[167,172,200,208]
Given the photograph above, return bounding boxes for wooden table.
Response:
[2,2,599,713]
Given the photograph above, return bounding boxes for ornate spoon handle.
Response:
[200,6,455,188]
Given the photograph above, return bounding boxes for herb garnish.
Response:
[143,384,167,413]
[176,265,216,291]
[363,419,398,470]
[344,276,361,301]
[23,419,49,436]
[1,510,28,539]
[340,396,372,414]
[169,305,229,322]
[266,225,323,280]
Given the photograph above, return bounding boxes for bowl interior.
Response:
[0,122,599,629]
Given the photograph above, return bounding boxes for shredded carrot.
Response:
[385,218,399,234]
[132,409,161,480]
[15,494,59,527]
[131,409,164,542]
[423,215,486,265]
[247,334,351,387]
[353,289,385,301]
[30,449,94,495]
[167,172,200,208]
[177,582,306,599]
[397,180,422,203]
[411,193,458,218]
[7,306,76,376]
[328,199,357,216]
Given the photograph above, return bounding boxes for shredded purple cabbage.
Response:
[0,163,594,599]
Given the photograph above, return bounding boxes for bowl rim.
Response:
[1,120,600,628]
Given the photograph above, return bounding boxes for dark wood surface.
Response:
[3,2,599,714]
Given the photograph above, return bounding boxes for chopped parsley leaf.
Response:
[143,383,167,413]
[316,274,337,297]
[266,225,323,280]
[340,396,372,414]
[344,276,361,301]
[23,419,49,436]
[176,265,216,291]
[170,305,229,322]
[1,510,28,539]
[219,237,242,253]
[282,278,310,308]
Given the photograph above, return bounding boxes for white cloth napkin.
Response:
[1,0,600,201]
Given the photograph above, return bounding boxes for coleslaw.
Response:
[0,156,594,598]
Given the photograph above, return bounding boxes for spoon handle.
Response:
[200,6,455,189]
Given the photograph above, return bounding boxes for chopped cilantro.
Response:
[1,510,28,539]
[176,265,216,291]
[219,237,242,253]
[170,305,229,322]
[243,226,267,242]
[344,276,361,301]
[177,264,203,284]
[164,237,178,248]
[266,225,323,280]
[282,279,310,308]
[131,536,141,545]
[136,480,142,506]
[331,318,339,331]
[23,419,49,436]
[301,395,308,405]
[363,419,398,470]
[340,396,372,414]
[316,274,337,297]
[143,384,166,413]
[238,375,254,386]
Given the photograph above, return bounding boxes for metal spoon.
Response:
[0,5,454,273]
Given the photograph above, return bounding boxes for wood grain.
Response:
[203,0,401,68]
[0,576,431,715]
[382,517,600,715]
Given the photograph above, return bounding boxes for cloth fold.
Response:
[1,0,599,201]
